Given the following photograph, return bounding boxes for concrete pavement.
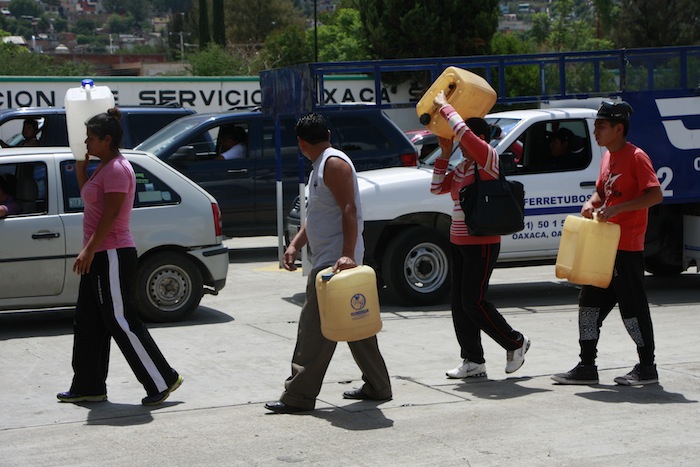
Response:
[0,237,699,466]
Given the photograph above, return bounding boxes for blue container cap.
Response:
[321,272,334,282]
[81,79,94,88]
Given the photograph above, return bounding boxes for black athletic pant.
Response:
[69,248,179,397]
[578,250,656,366]
[450,243,523,364]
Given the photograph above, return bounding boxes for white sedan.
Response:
[0,147,228,322]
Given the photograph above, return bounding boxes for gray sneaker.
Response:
[446,359,487,379]
[551,363,599,385]
[614,364,658,386]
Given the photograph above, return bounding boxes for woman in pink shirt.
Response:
[430,90,530,380]
[57,108,183,406]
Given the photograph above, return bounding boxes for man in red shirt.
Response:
[552,101,663,386]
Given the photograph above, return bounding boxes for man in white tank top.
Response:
[265,113,392,413]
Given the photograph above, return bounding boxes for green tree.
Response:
[212,0,226,46]
[226,0,304,45]
[74,18,97,36]
[106,14,137,34]
[187,43,244,75]
[312,7,370,62]
[256,24,312,71]
[8,0,43,17]
[103,0,150,19]
[198,0,210,49]
[613,0,700,47]
[529,12,550,46]
[354,0,499,58]
[489,32,539,98]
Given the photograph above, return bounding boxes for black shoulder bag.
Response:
[458,159,525,236]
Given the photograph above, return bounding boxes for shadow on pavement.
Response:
[452,376,552,400]
[58,400,187,427]
[574,384,698,405]
[228,246,278,264]
[310,405,395,431]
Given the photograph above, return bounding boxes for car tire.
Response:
[381,226,451,306]
[135,252,203,322]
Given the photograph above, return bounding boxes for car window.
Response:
[137,117,210,158]
[328,116,390,152]
[0,117,46,147]
[263,116,299,159]
[516,119,591,174]
[61,160,181,213]
[124,113,190,147]
[0,161,47,216]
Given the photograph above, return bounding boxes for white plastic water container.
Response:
[65,79,115,160]
[315,265,382,342]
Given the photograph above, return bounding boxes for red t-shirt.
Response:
[597,142,660,251]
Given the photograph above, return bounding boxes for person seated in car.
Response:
[544,127,586,170]
[0,173,20,218]
[216,126,247,160]
[0,119,41,148]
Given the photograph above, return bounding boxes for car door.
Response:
[0,159,66,300]
[164,120,256,236]
[258,116,309,236]
[497,117,602,260]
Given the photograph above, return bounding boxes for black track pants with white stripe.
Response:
[69,248,179,397]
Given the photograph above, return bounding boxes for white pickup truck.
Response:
[355,107,603,304]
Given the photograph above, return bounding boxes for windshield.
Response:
[135,115,214,158]
[419,117,521,169]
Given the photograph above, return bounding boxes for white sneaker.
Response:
[446,359,487,379]
[505,335,531,374]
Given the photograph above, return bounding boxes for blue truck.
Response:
[270,46,700,304]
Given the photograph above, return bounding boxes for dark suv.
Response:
[0,105,195,149]
[136,107,418,237]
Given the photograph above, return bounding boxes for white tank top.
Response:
[305,147,364,268]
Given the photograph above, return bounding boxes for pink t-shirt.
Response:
[81,155,135,251]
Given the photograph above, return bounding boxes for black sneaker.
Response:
[614,364,658,386]
[551,363,599,385]
[141,374,184,406]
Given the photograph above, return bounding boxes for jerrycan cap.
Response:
[81,79,94,88]
[321,272,335,282]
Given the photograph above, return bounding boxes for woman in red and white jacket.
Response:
[430,90,530,380]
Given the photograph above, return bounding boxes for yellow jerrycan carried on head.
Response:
[65,79,115,161]
[315,265,382,342]
[416,66,497,139]
[555,214,621,288]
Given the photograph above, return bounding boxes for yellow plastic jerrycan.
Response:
[315,265,382,342]
[65,79,115,160]
[555,215,621,288]
[416,66,497,139]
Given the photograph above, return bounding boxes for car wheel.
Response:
[135,252,203,322]
[382,226,451,306]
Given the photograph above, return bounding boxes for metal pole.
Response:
[314,0,318,62]
[180,12,185,61]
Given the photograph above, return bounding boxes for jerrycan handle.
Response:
[419,83,457,125]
